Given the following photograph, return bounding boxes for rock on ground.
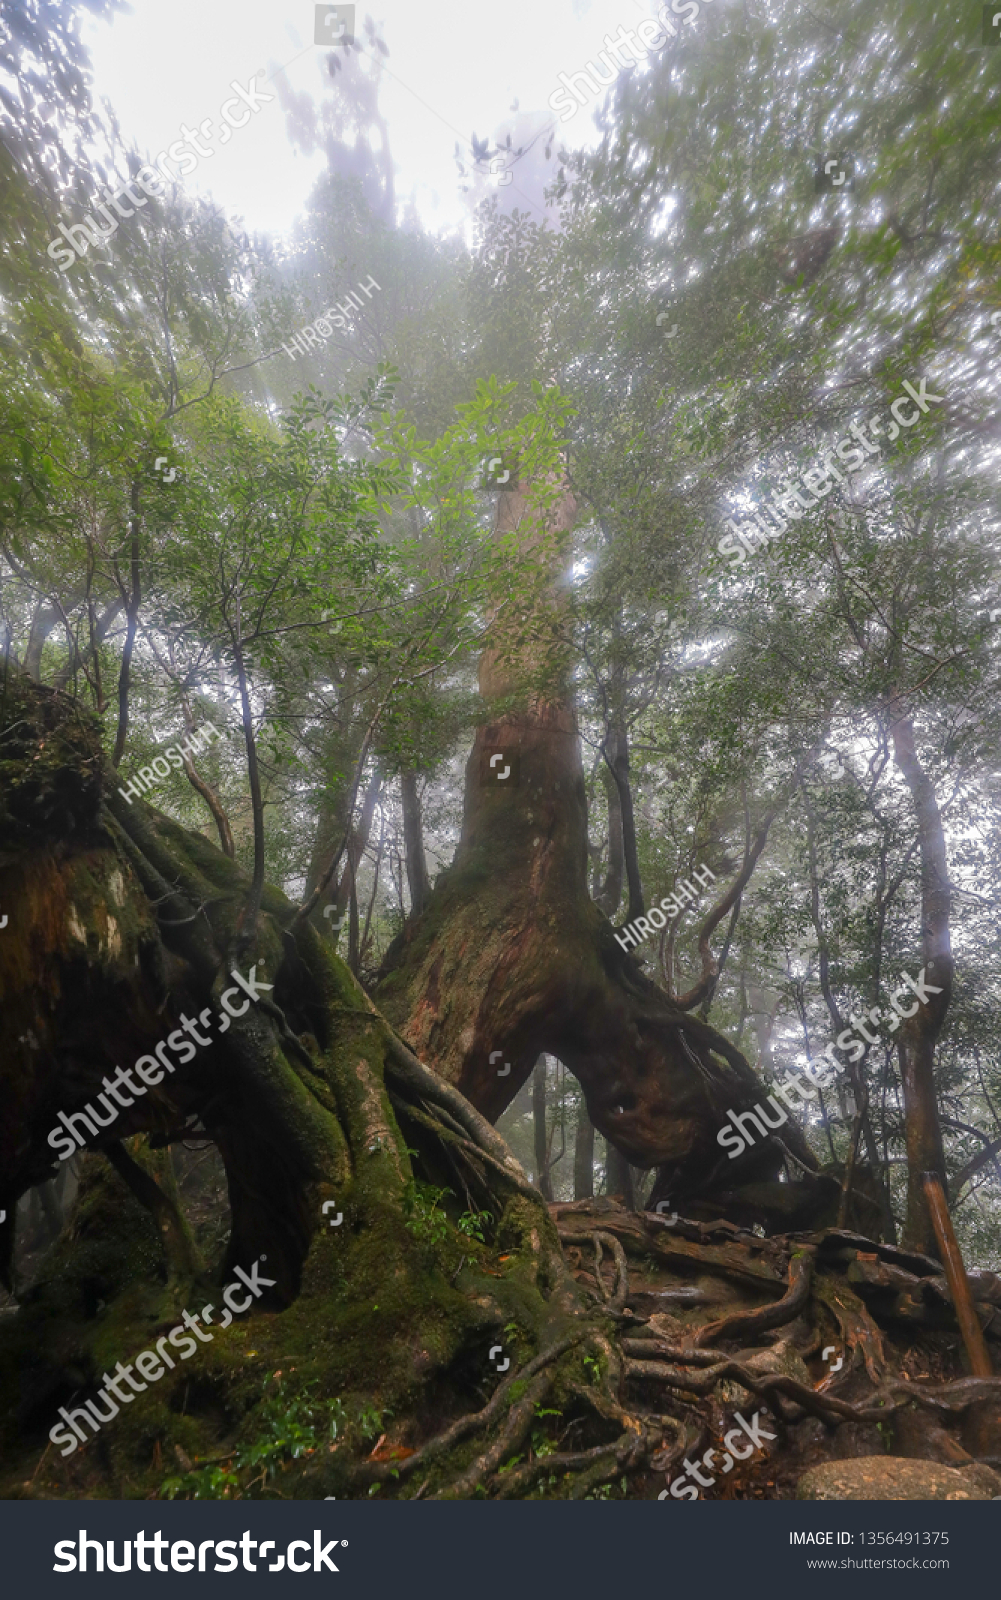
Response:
[797,1457,1001,1500]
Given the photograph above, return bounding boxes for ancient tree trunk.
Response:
[0,676,533,1296]
[376,478,811,1209]
[1,673,637,1503]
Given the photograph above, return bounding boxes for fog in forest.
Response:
[1,0,1001,1518]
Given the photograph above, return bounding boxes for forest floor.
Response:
[4,1184,1001,1502]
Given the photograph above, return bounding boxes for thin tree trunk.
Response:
[574,1104,595,1199]
[232,601,266,934]
[603,725,643,923]
[805,794,895,1240]
[348,862,360,975]
[181,694,235,858]
[401,768,431,917]
[887,698,952,1257]
[53,597,124,692]
[533,1056,553,1200]
[593,751,624,917]
[111,478,142,769]
[23,604,60,683]
[359,805,386,968]
[335,768,383,923]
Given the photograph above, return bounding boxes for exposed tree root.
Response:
[691,1249,813,1346]
[492,1434,637,1500]
[622,1352,895,1424]
[349,1333,587,1489]
[812,1271,888,1385]
[589,1230,629,1312]
[432,1372,555,1500]
[4,679,1000,1503]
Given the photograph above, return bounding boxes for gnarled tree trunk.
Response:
[376,478,813,1207]
[0,672,627,1501]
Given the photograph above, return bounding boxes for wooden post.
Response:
[921,1172,993,1377]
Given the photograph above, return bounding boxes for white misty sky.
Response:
[83,0,668,240]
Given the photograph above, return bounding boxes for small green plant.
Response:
[160,1376,347,1500]
[356,1401,390,1442]
[582,1354,603,1385]
[583,1477,629,1500]
[160,1462,241,1500]
[456,1206,493,1243]
[402,1179,452,1246]
[531,1472,560,1498]
[529,1403,561,1460]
